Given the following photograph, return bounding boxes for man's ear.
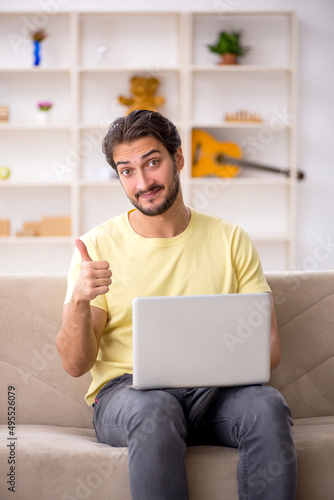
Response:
[174,147,184,171]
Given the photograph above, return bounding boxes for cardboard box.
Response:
[0,219,10,236]
[23,221,41,236]
[0,105,9,123]
[39,216,71,236]
[15,229,36,237]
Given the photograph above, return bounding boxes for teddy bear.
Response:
[118,76,165,115]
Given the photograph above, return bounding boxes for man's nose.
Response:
[136,170,153,192]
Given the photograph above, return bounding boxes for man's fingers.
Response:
[93,278,112,287]
[93,268,112,278]
[74,239,111,300]
[90,286,110,298]
[75,239,92,262]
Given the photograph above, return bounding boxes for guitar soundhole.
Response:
[215,153,231,165]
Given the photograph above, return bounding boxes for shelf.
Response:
[191,65,292,72]
[0,124,71,131]
[189,177,290,186]
[78,13,180,70]
[0,10,298,272]
[0,71,71,125]
[191,122,291,129]
[79,70,180,125]
[78,67,180,73]
[79,179,119,187]
[0,67,71,73]
[192,10,295,16]
[0,182,72,188]
[0,237,72,244]
[79,121,182,130]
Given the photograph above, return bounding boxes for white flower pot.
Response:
[37,110,51,125]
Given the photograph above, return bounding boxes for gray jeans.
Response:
[93,374,297,500]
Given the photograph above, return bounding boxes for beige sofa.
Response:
[1,271,334,500]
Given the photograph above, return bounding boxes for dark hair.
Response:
[102,110,181,172]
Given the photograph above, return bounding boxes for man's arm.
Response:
[270,296,281,371]
[56,239,111,377]
[232,228,281,370]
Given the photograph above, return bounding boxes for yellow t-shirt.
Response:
[65,208,271,405]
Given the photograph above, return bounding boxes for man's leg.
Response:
[186,384,297,500]
[93,374,189,500]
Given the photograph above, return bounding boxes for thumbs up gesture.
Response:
[73,239,112,302]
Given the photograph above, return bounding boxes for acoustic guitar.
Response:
[192,129,304,180]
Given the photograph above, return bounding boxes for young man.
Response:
[56,110,297,500]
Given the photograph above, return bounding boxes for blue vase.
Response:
[33,40,41,66]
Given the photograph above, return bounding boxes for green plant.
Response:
[207,30,250,57]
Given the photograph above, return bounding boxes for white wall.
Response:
[1,0,334,271]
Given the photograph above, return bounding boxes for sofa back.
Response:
[0,275,93,429]
[266,270,334,419]
[1,271,334,428]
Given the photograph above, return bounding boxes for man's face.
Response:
[113,137,183,217]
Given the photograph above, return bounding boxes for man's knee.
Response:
[243,385,294,436]
[127,391,187,446]
[260,385,292,420]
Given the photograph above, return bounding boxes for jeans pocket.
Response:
[94,373,132,406]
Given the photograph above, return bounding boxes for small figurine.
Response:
[224,109,263,123]
[96,44,110,65]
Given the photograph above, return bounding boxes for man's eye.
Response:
[148,160,159,167]
[120,169,131,176]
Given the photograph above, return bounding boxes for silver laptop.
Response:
[132,293,272,390]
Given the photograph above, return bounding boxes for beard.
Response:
[125,162,180,217]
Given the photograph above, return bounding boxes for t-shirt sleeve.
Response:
[63,238,108,313]
[231,226,271,294]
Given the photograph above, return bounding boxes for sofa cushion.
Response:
[0,424,237,500]
[0,417,333,500]
[293,416,334,500]
[0,425,130,500]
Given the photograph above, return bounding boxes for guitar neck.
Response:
[217,153,304,180]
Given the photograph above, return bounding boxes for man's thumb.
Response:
[75,239,92,262]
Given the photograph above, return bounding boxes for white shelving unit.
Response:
[0,10,298,274]
[185,11,298,272]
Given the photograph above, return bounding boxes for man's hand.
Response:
[73,239,112,302]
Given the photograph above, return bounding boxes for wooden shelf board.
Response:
[0,237,73,244]
[191,65,292,73]
[78,66,180,73]
[191,122,291,129]
[79,179,120,187]
[0,124,71,131]
[0,67,71,73]
[189,177,290,186]
[0,182,72,188]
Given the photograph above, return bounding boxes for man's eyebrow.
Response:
[142,148,161,158]
[115,149,161,167]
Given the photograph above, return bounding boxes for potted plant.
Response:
[36,101,53,125]
[207,30,250,65]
